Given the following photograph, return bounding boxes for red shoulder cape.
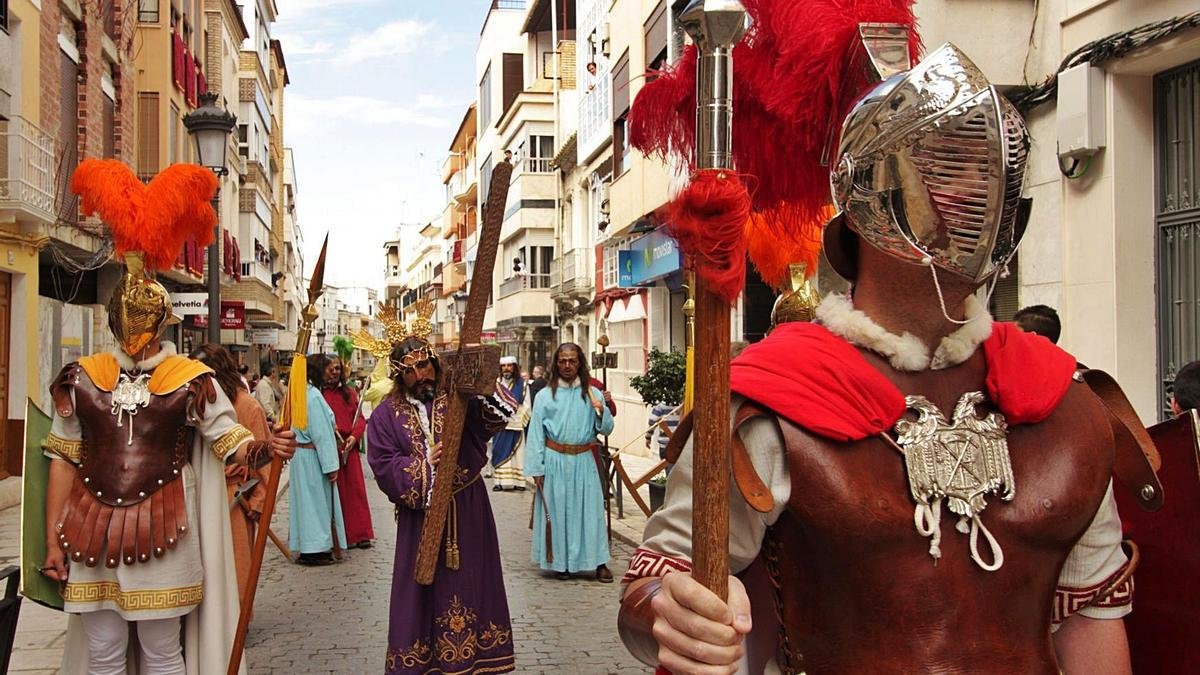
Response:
[729,321,1077,441]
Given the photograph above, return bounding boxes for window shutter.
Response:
[644,1,668,70]
[501,53,523,119]
[137,93,160,177]
[612,53,630,117]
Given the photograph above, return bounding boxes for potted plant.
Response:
[630,347,686,461]
[648,472,669,512]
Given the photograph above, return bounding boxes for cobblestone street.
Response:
[4,457,652,674]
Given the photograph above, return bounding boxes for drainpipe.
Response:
[551,0,561,337]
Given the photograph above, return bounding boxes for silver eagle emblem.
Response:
[111,372,152,445]
[894,391,1014,571]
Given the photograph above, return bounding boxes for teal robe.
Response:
[290,384,348,554]
[525,378,615,572]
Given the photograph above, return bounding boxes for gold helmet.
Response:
[71,159,218,356]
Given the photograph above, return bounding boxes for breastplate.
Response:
[75,374,194,506]
[757,371,1114,673]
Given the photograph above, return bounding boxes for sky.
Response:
[275,0,489,291]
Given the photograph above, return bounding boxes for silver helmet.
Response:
[827,42,1032,284]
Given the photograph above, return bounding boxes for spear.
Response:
[677,0,748,600]
[228,235,329,674]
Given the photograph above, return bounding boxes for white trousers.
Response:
[80,610,185,675]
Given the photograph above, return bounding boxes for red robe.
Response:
[322,385,375,545]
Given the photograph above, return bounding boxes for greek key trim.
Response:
[212,425,254,460]
[42,433,82,463]
[62,581,203,611]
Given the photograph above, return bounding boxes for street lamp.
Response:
[453,291,468,334]
[183,91,238,345]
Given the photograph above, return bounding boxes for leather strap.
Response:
[732,402,776,514]
[661,405,775,514]
[545,438,596,455]
[1081,370,1164,512]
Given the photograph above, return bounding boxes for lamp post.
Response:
[453,291,468,342]
[183,91,238,345]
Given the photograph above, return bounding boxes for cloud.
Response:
[286,94,453,137]
[340,19,438,64]
[281,0,383,19]
[279,35,335,56]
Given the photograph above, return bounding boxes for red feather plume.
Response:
[631,0,921,232]
[71,159,218,271]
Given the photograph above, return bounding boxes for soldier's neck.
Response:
[851,260,977,352]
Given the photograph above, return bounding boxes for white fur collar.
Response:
[113,341,177,372]
[815,294,993,371]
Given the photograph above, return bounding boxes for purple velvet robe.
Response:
[367,392,515,675]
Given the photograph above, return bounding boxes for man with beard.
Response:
[525,343,616,582]
[491,356,530,491]
[367,331,517,675]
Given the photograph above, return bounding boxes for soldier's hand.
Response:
[42,548,69,582]
[429,442,443,467]
[651,572,752,674]
[327,471,339,484]
[270,427,297,461]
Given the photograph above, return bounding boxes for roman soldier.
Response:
[35,159,296,674]
[616,4,1146,672]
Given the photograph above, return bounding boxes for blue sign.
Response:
[628,229,683,286]
[617,250,635,287]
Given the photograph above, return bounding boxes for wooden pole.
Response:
[689,281,730,598]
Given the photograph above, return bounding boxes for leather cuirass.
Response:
[74,375,194,506]
[755,351,1116,674]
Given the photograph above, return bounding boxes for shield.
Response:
[1115,409,1200,673]
[19,398,63,611]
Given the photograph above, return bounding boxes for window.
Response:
[1156,59,1200,416]
[612,52,631,175]
[501,53,523,119]
[645,0,668,74]
[138,0,159,23]
[169,103,179,165]
[479,66,493,130]
[137,93,160,177]
[480,154,494,206]
[102,93,115,159]
[58,39,80,222]
[527,135,553,173]
[602,239,624,289]
[529,245,553,288]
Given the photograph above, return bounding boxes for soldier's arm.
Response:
[1053,615,1130,674]
[618,405,789,667]
[43,366,83,580]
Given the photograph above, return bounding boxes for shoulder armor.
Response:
[50,362,83,418]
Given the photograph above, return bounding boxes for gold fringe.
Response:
[288,354,308,429]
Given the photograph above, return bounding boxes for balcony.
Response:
[551,248,593,294]
[241,259,273,287]
[0,117,57,225]
[499,272,550,299]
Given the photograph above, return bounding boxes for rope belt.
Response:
[297,442,316,449]
[545,439,597,455]
[442,473,480,570]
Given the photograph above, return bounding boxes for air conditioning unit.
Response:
[599,22,611,57]
[598,182,611,216]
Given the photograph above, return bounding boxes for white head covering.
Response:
[499,356,517,365]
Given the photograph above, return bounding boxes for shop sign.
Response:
[592,352,618,370]
[480,331,498,343]
[628,229,682,286]
[617,250,635,287]
[170,292,210,316]
[190,301,245,329]
[247,328,279,345]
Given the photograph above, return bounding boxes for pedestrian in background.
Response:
[528,364,549,403]
[238,363,252,392]
[313,353,375,549]
[255,360,283,423]
[525,342,615,582]
[1014,304,1062,344]
[1171,360,1200,416]
[190,344,272,601]
[291,359,347,566]
[491,356,530,491]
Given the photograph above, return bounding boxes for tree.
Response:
[629,348,686,408]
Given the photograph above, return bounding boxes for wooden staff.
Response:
[413,160,514,585]
[228,235,329,674]
[678,0,747,600]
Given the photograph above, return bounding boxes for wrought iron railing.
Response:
[551,249,593,293]
[0,116,57,224]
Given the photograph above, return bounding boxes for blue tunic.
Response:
[290,384,348,554]
[525,379,615,572]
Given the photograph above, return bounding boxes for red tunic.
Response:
[322,386,375,545]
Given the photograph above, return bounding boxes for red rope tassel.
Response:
[667,170,751,305]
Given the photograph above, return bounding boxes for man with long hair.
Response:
[189,344,272,601]
[525,342,616,582]
[490,356,530,491]
[366,336,517,674]
[290,358,347,566]
[313,353,375,549]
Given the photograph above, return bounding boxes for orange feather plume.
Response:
[71,159,218,271]
[744,205,830,291]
